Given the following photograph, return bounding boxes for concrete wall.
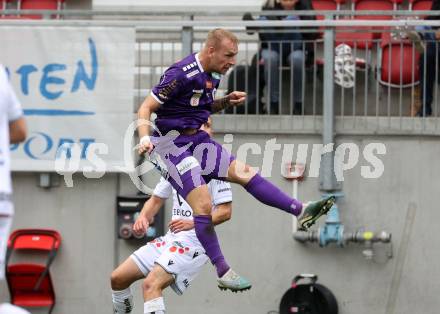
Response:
[1,125,439,314]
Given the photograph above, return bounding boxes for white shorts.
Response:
[0,303,31,314]
[130,232,208,295]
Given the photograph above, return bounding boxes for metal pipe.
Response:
[181,15,194,59]
[320,14,339,192]
[294,230,391,243]
[2,18,440,28]
[2,9,440,18]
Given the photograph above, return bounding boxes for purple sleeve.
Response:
[151,66,184,104]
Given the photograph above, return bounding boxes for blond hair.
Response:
[205,28,239,49]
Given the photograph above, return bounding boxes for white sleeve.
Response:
[152,177,173,199]
[209,180,232,206]
[0,66,23,122]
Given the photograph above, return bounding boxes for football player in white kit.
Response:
[0,64,29,314]
[111,117,240,314]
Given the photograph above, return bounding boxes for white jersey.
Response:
[153,177,232,242]
[0,65,23,195]
[0,303,31,314]
[130,178,232,295]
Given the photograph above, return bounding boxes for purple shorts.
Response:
[151,130,235,198]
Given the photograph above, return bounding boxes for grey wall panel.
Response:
[2,133,439,314]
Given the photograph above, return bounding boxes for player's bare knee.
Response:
[187,187,212,215]
[229,161,256,185]
[110,270,128,290]
[142,275,161,294]
[196,198,212,215]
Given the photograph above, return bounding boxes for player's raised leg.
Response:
[110,258,145,314]
[226,159,335,230]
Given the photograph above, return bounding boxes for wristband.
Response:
[139,135,150,145]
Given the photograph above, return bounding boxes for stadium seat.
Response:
[336,0,401,50]
[378,32,420,88]
[18,0,64,19]
[409,0,433,11]
[409,0,433,19]
[311,0,346,20]
[352,0,402,20]
[5,229,62,314]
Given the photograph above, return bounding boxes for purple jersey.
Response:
[151,53,221,134]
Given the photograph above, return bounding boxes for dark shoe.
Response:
[298,196,336,231]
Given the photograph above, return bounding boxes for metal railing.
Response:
[2,9,440,134]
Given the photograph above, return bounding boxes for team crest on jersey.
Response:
[206,80,213,89]
[190,89,203,107]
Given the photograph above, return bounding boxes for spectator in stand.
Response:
[408,0,440,116]
[243,0,317,114]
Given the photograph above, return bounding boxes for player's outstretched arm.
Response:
[137,95,161,154]
[132,195,165,236]
[211,91,246,113]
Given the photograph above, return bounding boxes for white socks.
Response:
[112,288,133,313]
[144,297,165,314]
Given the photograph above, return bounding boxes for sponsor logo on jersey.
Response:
[173,208,193,217]
[168,259,174,266]
[218,188,231,193]
[192,251,199,259]
[173,241,184,248]
[176,156,199,175]
[158,79,178,100]
[186,69,200,78]
[182,62,197,72]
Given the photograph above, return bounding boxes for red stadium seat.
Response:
[335,24,376,50]
[352,0,402,19]
[311,0,346,20]
[409,0,433,19]
[336,0,400,50]
[378,32,420,88]
[18,0,64,19]
[409,0,433,11]
[5,229,62,314]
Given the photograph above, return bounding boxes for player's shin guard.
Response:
[144,297,165,314]
[244,173,303,215]
[112,288,133,313]
[193,215,230,277]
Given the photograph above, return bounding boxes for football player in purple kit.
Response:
[137,28,335,293]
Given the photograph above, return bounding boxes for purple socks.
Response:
[244,173,303,216]
[193,215,230,277]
